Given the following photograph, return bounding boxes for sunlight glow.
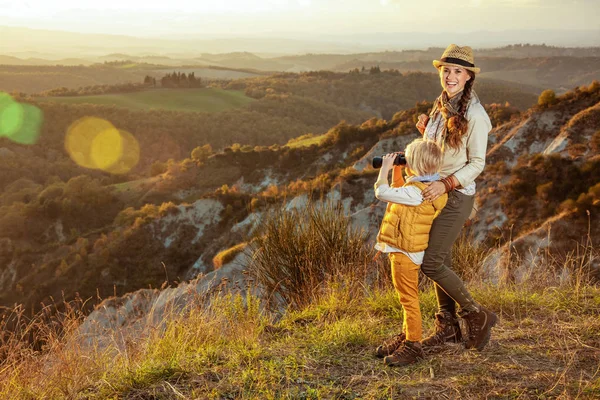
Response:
[0,100,23,137]
[104,130,140,175]
[90,128,123,171]
[0,93,43,145]
[65,117,139,174]
[0,0,596,37]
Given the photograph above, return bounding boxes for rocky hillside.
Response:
[91,82,599,328]
[1,82,598,318]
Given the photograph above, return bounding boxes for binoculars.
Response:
[372,153,406,169]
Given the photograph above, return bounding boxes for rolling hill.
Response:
[35,88,255,113]
[0,81,598,314]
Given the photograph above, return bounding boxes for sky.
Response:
[0,0,598,37]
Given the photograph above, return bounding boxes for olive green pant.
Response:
[421,190,479,315]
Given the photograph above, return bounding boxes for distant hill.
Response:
[0,55,93,66]
[3,46,599,95]
[0,65,150,93]
[273,45,600,72]
[214,70,539,118]
[2,25,600,57]
[35,88,255,113]
[330,56,600,93]
[151,66,266,80]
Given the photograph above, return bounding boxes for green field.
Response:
[36,88,255,113]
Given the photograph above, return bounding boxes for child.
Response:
[373,138,448,367]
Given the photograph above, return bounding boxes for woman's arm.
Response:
[416,114,429,135]
[451,106,492,187]
[422,106,491,201]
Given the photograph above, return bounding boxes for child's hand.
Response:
[416,114,429,135]
[381,153,396,170]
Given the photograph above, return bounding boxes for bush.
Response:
[190,144,212,162]
[150,161,168,177]
[247,200,376,310]
[538,89,557,107]
[212,242,248,269]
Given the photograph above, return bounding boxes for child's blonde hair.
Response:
[405,139,443,176]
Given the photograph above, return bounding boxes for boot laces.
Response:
[393,342,419,357]
[383,333,405,351]
[466,312,482,338]
[431,321,447,342]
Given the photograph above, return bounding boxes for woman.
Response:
[416,44,497,351]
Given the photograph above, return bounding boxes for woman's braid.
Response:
[446,72,475,150]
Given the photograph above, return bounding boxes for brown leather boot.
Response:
[461,306,498,351]
[375,332,406,358]
[421,312,462,349]
[384,340,424,367]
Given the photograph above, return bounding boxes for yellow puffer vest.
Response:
[377,181,448,252]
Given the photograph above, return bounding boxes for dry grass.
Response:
[212,242,248,270]
[1,203,599,399]
[2,281,598,399]
[247,200,381,310]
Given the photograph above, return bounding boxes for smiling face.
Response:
[439,65,472,97]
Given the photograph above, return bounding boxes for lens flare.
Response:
[105,130,140,174]
[65,117,140,173]
[66,117,118,170]
[0,93,43,144]
[0,100,24,136]
[91,128,123,170]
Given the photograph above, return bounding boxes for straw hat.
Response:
[433,44,480,74]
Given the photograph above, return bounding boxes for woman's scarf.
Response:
[424,90,464,149]
[438,90,463,120]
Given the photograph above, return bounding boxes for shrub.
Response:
[538,89,557,107]
[191,144,212,162]
[212,242,248,269]
[247,200,376,310]
[150,161,167,177]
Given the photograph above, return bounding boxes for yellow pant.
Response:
[389,252,422,341]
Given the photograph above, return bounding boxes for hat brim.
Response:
[433,60,480,74]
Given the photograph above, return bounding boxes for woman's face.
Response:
[439,66,471,97]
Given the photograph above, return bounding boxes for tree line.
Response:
[144,72,202,88]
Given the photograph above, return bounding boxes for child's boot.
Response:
[383,340,424,367]
[375,332,406,358]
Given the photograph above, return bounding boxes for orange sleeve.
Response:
[391,166,405,188]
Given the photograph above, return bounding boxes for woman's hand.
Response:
[416,114,429,135]
[422,181,446,201]
[381,153,396,170]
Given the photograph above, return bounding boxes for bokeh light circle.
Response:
[91,128,123,170]
[0,92,43,144]
[105,130,140,174]
[65,117,140,174]
[0,101,24,136]
[66,117,119,169]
